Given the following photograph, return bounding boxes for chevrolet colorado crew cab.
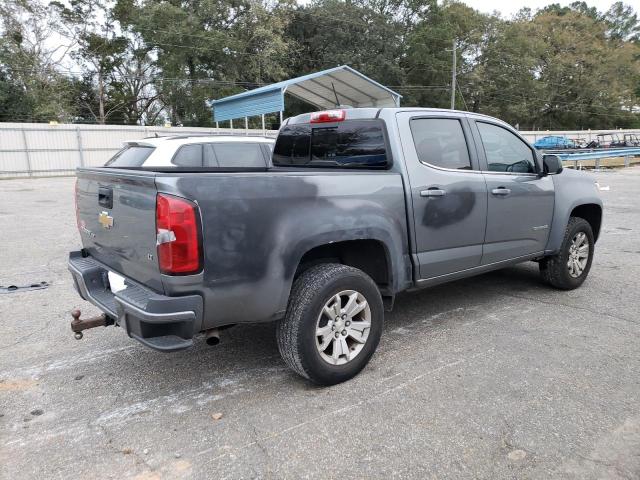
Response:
[69,110,602,385]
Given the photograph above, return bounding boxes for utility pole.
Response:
[450,39,457,110]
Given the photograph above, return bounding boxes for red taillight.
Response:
[156,194,201,275]
[310,109,346,123]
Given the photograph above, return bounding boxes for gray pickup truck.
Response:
[69,109,602,385]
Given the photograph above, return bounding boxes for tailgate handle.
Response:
[98,187,113,209]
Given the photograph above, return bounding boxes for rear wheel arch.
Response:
[292,239,394,305]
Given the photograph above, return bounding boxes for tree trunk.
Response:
[98,72,106,124]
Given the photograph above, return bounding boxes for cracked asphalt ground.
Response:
[1,167,640,480]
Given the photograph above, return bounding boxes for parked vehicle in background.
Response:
[570,138,588,148]
[68,108,602,385]
[532,135,577,150]
[623,133,640,146]
[595,132,626,148]
[104,135,275,169]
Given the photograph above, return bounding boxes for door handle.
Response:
[491,187,511,196]
[420,188,446,197]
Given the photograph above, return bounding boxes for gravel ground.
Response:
[1,168,639,480]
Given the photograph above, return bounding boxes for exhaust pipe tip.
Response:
[205,329,220,346]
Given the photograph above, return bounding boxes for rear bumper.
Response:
[68,251,203,352]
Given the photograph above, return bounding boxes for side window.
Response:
[476,122,536,174]
[172,144,202,167]
[409,118,472,170]
[203,144,219,167]
[212,143,266,168]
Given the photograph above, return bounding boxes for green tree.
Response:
[404,1,490,109]
[115,0,294,126]
[604,2,639,40]
[286,0,406,109]
[52,0,133,123]
[0,0,77,122]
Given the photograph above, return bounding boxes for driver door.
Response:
[469,119,555,265]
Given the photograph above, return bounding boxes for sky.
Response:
[459,0,622,17]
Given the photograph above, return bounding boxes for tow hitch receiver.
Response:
[70,309,110,340]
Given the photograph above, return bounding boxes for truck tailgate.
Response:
[75,168,164,293]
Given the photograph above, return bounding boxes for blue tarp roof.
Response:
[209,65,402,122]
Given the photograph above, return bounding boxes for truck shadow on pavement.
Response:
[87,261,547,393]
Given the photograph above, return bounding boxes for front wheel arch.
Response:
[570,203,602,242]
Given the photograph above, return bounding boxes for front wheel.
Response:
[540,217,595,290]
[276,263,383,386]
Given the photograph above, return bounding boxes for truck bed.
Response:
[74,167,411,331]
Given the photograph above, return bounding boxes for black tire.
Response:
[276,263,384,386]
[540,217,595,290]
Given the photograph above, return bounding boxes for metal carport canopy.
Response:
[209,65,402,122]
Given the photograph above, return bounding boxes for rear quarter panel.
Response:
[155,170,411,329]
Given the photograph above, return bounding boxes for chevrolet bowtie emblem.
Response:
[98,211,114,229]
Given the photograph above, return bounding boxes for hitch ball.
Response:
[70,309,108,340]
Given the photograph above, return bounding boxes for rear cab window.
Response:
[273,120,390,168]
[104,145,155,167]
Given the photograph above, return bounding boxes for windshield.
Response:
[104,145,155,167]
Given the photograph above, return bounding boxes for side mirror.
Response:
[543,154,563,175]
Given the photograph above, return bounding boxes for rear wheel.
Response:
[540,217,594,290]
[276,263,383,386]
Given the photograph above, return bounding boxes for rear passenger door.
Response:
[396,112,488,279]
[469,119,554,264]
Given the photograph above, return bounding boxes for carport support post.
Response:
[261,114,265,135]
[230,119,233,131]
[279,111,283,126]
[245,116,248,135]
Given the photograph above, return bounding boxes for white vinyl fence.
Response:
[1,122,639,178]
[0,123,278,178]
